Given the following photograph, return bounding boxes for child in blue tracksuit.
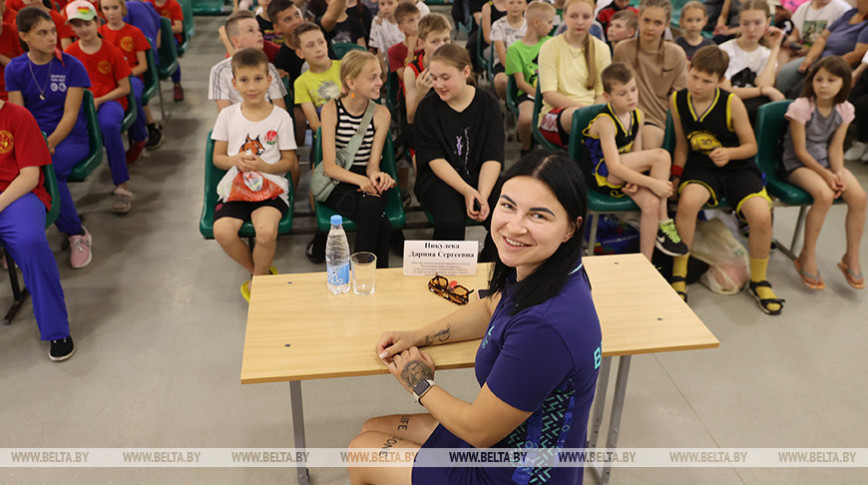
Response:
[6,6,94,269]
[0,99,75,361]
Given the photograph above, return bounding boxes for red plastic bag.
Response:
[226,171,284,202]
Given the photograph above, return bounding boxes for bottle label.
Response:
[327,262,350,287]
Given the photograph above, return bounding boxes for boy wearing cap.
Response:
[65,0,137,214]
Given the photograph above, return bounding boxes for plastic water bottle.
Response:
[326,215,351,295]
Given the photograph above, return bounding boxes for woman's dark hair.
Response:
[17,6,53,35]
[801,56,852,104]
[488,150,589,315]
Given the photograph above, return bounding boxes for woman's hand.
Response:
[377,330,419,362]
[714,20,729,36]
[465,189,489,222]
[370,171,395,193]
[356,174,378,195]
[387,347,436,394]
[798,56,814,73]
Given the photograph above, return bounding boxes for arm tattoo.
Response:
[422,324,452,346]
[400,360,434,389]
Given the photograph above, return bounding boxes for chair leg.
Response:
[774,206,806,261]
[157,80,168,121]
[3,252,29,326]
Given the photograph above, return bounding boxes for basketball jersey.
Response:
[581,104,641,192]
[673,88,754,171]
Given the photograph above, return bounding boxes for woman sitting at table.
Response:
[347,150,603,485]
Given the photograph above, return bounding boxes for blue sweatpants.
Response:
[131,76,148,143]
[0,193,71,341]
[97,100,130,186]
[51,135,88,235]
[171,38,182,83]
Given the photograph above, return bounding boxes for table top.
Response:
[241,254,719,384]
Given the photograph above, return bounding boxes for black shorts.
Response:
[493,63,505,74]
[214,197,288,222]
[679,164,771,216]
[517,94,533,105]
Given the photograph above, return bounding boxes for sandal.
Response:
[748,280,785,315]
[794,259,825,290]
[670,276,688,303]
[837,259,865,289]
[241,281,251,303]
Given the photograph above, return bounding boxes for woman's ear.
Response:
[563,216,582,242]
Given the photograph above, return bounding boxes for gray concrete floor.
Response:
[1,15,867,485]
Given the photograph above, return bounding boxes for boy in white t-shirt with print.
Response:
[491,0,528,101]
[211,48,299,302]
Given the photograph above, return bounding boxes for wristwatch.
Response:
[412,379,436,405]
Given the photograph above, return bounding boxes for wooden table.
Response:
[242,254,719,484]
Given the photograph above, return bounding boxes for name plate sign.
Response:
[402,240,479,276]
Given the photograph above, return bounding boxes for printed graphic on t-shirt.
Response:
[240,134,266,156]
[0,130,12,154]
[801,20,827,45]
[98,61,112,75]
[317,82,341,106]
[454,127,471,177]
[50,74,69,93]
[121,36,135,52]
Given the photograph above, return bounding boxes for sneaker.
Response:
[49,337,75,361]
[844,141,868,162]
[655,219,689,256]
[125,140,146,164]
[68,227,93,269]
[145,125,164,150]
[173,84,184,102]
[112,187,135,214]
[304,238,325,264]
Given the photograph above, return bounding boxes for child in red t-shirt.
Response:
[147,0,184,101]
[18,0,76,48]
[65,0,136,213]
[1,0,18,25]
[0,99,75,361]
[0,18,23,100]
[99,0,152,163]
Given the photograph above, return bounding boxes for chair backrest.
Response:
[755,100,793,181]
[332,42,365,60]
[566,104,607,164]
[531,83,559,151]
[142,47,160,100]
[41,164,61,228]
[505,75,519,116]
[158,17,179,73]
[281,76,295,125]
[179,0,195,40]
[662,110,675,154]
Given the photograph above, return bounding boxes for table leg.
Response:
[588,356,631,485]
[290,381,310,485]
[587,356,612,449]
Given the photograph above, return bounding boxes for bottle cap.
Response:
[330,215,343,226]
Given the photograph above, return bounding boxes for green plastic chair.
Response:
[505,75,520,118]
[280,76,296,126]
[311,128,406,232]
[531,83,560,151]
[157,17,179,80]
[176,0,194,56]
[754,100,838,259]
[142,47,166,119]
[3,162,61,325]
[199,131,295,240]
[475,27,491,81]
[332,42,366,60]
[69,90,105,182]
[192,0,226,15]
[120,76,138,133]
[567,105,639,253]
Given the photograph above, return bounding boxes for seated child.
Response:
[369,0,402,62]
[17,0,75,49]
[211,48,299,302]
[781,0,849,64]
[312,50,394,267]
[123,0,165,149]
[538,0,611,147]
[403,13,451,125]
[386,1,420,79]
[781,56,864,289]
[6,6,92,268]
[583,63,688,260]
[606,9,637,51]
[675,1,714,60]
[505,0,553,154]
[846,51,868,162]
[711,0,742,43]
[596,0,638,38]
[147,0,185,101]
[256,0,285,45]
[718,0,786,122]
[670,45,783,314]
[0,99,75,361]
[491,0,527,101]
[65,0,136,214]
[210,10,288,113]
[293,22,342,133]
[0,11,23,101]
[99,0,151,163]
[319,0,366,47]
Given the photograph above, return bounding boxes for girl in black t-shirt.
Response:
[413,43,505,243]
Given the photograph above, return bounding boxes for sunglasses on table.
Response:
[428,275,475,305]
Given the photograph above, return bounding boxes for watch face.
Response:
[413,379,431,396]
